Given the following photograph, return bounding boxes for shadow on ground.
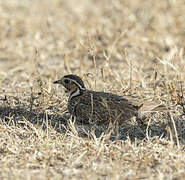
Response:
[0,104,69,134]
[0,103,185,143]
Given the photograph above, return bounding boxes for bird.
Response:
[53,74,143,130]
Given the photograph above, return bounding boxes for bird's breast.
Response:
[68,97,79,115]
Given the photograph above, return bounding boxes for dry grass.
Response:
[0,0,185,179]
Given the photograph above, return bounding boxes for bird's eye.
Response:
[64,79,70,84]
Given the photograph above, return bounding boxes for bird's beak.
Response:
[53,79,61,84]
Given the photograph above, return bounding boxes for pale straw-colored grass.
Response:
[0,0,185,179]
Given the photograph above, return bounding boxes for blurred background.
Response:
[0,0,184,99]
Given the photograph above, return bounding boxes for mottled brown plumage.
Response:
[54,74,142,126]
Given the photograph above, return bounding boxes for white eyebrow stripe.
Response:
[70,79,86,90]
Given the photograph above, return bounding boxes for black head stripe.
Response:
[63,74,85,90]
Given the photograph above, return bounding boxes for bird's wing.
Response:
[74,101,108,125]
[74,91,138,125]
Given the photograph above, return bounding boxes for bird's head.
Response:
[53,74,86,98]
